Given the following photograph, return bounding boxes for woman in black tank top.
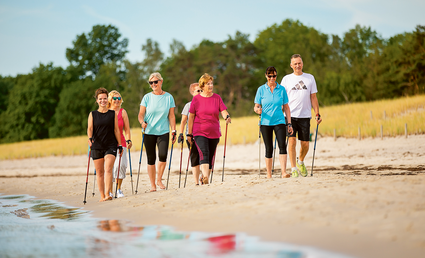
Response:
[87,88,122,202]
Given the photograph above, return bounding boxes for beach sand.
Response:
[1,135,424,258]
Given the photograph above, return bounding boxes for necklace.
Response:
[153,90,164,95]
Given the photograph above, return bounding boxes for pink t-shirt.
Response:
[189,93,227,139]
[117,108,127,147]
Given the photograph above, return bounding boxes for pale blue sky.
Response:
[0,0,424,77]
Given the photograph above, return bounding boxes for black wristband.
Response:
[89,137,93,143]
[225,114,230,120]
[126,140,132,144]
[287,123,292,127]
[186,134,193,138]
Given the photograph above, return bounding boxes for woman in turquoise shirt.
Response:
[254,66,293,178]
[138,72,177,192]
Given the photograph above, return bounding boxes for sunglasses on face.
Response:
[267,75,277,78]
[112,97,121,100]
[149,80,160,85]
[196,90,202,93]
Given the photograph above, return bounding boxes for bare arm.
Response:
[310,93,322,124]
[283,104,293,134]
[179,115,188,135]
[138,105,147,129]
[122,109,132,149]
[254,103,262,114]
[114,112,122,146]
[87,112,93,147]
[220,110,231,124]
[169,107,176,144]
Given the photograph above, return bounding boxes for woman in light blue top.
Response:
[254,66,293,178]
[138,72,177,192]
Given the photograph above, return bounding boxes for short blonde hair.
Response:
[107,90,123,108]
[198,73,213,90]
[148,72,163,82]
[189,83,199,94]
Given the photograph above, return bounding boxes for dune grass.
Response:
[1,95,424,160]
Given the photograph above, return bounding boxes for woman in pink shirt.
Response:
[187,73,231,184]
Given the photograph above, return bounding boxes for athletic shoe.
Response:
[117,189,124,198]
[109,192,113,198]
[291,169,299,178]
[297,159,308,177]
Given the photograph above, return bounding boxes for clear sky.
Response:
[0,0,424,77]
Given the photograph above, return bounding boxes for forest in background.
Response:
[0,19,424,143]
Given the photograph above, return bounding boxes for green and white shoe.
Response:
[297,159,308,177]
[291,168,299,178]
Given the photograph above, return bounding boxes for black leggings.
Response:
[194,136,219,169]
[144,133,169,165]
[260,124,287,158]
[186,140,200,167]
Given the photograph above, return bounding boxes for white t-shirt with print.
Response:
[281,72,318,118]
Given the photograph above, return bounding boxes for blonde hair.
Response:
[198,73,213,90]
[189,83,199,94]
[148,72,163,82]
[107,90,123,108]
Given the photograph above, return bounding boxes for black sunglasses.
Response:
[196,90,202,93]
[267,75,277,78]
[112,97,121,100]
[149,80,160,85]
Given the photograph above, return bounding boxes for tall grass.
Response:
[1,95,424,160]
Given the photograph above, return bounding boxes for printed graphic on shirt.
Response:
[292,80,308,91]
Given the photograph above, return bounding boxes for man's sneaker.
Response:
[117,189,124,198]
[297,159,308,177]
[291,168,299,178]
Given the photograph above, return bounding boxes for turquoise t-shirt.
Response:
[254,83,289,126]
[140,92,176,135]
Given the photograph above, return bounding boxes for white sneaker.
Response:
[117,189,124,198]
[109,192,113,198]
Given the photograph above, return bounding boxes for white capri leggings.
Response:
[113,147,128,179]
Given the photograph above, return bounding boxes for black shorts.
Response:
[287,117,310,141]
[91,147,117,160]
[186,140,200,167]
[144,133,169,165]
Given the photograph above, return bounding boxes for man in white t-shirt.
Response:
[281,54,322,177]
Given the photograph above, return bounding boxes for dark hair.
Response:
[94,87,108,99]
[265,66,277,75]
[291,54,302,60]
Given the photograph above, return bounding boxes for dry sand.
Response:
[1,135,424,258]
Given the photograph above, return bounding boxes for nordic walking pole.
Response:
[128,148,134,195]
[135,129,145,194]
[178,142,183,188]
[258,115,261,177]
[166,143,174,190]
[92,169,96,196]
[83,146,91,205]
[311,124,319,177]
[210,149,217,183]
[271,136,277,176]
[114,148,123,198]
[184,145,192,188]
[222,122,229,182]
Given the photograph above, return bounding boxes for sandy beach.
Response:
[1,135,424,258]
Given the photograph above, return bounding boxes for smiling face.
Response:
[265,71,277,85]
[149,76,163,92]
[290,57,304,75]
[193,86,202,96]
[97,93,108,107]
[204,80,214,94]
[111,93,122,108]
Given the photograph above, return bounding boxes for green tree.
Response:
[0,63,66,143]
[66,24,129,78]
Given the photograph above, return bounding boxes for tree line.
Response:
[0,20,424,143]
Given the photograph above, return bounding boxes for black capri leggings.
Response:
[194,136,219,169]
[186,140,200,167]
[260,124,287,158]
[144,133,169,165]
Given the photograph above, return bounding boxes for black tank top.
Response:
[91,110,118,150]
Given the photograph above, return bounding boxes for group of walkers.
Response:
[87,54,322,202]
